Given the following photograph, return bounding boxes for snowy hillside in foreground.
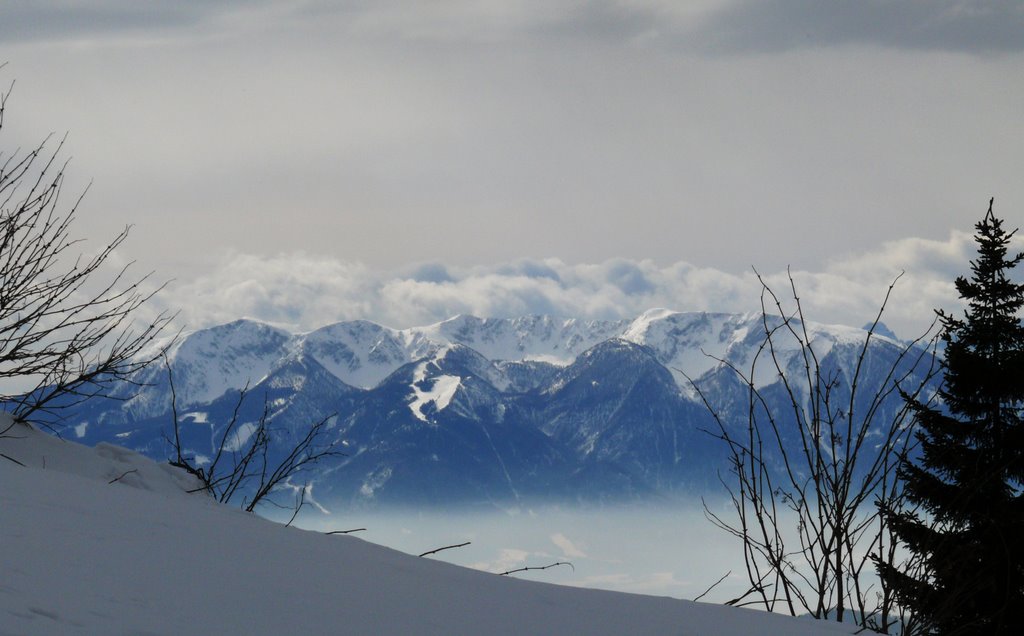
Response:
[0,415,854,636]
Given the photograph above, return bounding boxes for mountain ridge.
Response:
[42,310,920,509]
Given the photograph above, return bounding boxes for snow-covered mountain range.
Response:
[49,310,929,508]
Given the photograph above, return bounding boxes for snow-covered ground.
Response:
[0,414,854,635]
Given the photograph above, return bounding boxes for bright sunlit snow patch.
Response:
[408,360,462,422]
[431,376,461,409]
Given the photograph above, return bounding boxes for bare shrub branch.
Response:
[1,451,25,466]
[694,570,732,603]
[107,468,138,484]
[499,562,574,576]
[419,542,471,558]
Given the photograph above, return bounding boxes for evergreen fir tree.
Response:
[880,199,1024,635]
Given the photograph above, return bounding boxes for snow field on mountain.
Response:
[409,358,462,422]
[0,414,855,635]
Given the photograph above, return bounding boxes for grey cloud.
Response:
[149,229,1013,338]
[7,1,1021,55]
[318,0,1024,55]
[404,262,454,284]
[604,260,656,296]
[692,0,1024,55]
[0,0,272,44]
[494,260,563,284]
[530,1,662,43]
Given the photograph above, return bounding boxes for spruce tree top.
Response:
[939,198,1024,427]
[881,199,1024,636]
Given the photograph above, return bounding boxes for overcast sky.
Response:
[2,1,1023,335]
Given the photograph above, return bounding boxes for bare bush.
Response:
[0,73,172,427]
[689,271,940,633]
[163,356,343,516]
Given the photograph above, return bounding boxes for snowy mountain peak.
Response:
[143,310,905,408]
[297,320,422,390]
[419,313,628,366]
[864,321,900,341]
[162,318,293,406]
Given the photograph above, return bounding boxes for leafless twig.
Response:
[694,571,732,603]
[419,542,471,558]
[284,484,308,527]
[1,452,25,466]
[108,468,138,484]
[499,562,574,576]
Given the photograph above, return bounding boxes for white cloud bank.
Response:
[152,228,1016,339]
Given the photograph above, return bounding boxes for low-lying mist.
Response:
[296,499,749,603]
